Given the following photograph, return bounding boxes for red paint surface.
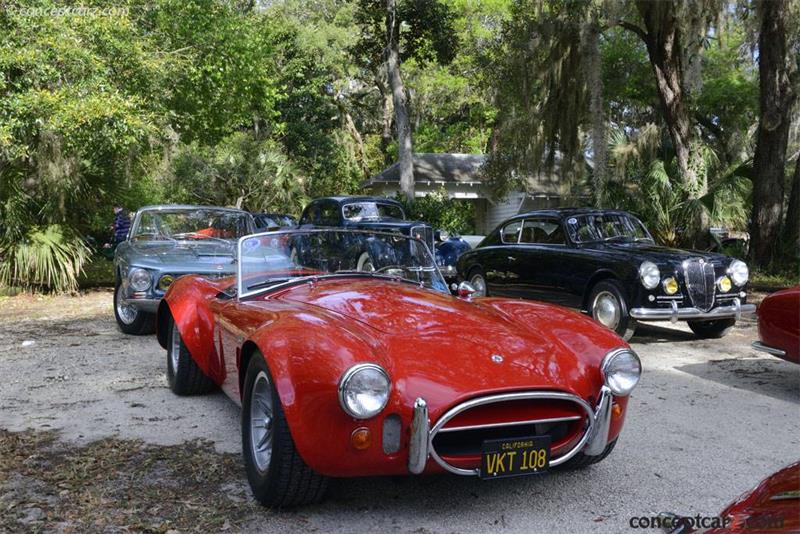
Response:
[162,275,633,477]
[757,286,800,364]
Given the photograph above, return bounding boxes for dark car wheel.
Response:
[688,318,735,339]
[588,280,636,340]
[242,353,328,507]
[356,251,375,272]
[468,268,488,297]
[166,317,216,395]
[554,439,617,470]
[114,281,155,335]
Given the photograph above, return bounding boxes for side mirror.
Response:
[457,281,476,298]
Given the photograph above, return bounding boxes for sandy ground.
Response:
[0,289,798,533]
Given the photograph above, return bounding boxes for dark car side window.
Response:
[299,203,319,225]
[318,202,340,226]
[500,221,522,244]
[519,219,566,245]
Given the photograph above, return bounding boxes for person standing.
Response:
[112,206,131,244]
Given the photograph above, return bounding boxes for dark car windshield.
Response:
[254,214,296,229]
[132,209,251,242]
[566,213,653,244]
[238,229,447,297]
[342,202,405,221]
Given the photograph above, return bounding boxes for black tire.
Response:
[467,267,488,297]
[587,280,636,340]
[166,317,216,395]
[113,280,155,335]
[241,353,328,507]
[554,439,617,471]
[688,318,735,339]
[356,251,375,272]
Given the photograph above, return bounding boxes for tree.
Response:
[385,0,414,201]
[784,156,800,254]
[749,0,798,268]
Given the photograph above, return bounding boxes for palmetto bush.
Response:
[0,225,91,293]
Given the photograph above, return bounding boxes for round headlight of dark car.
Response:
[338,364,391,419]
[601,348,642,396]
[638,261,660,289]
[728,260,749,286]
[128,268,151,292]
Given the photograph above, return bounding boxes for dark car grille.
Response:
[410,224,434,251]
[683,258,716,312]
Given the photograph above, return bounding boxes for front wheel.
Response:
[688,318,735,339]
[166,317,216,395]
[114,281,155,335]
[587,280,636,340]
[554,439,617,470]
[356,251,375,272]
[241,353,328,507]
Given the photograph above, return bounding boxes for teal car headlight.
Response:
[128,268,152,292]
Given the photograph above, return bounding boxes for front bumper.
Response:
[122,297,160,314]
[630,298,755,323]
[407,387,614,476]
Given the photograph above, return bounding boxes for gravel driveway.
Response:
[1,289,798,532]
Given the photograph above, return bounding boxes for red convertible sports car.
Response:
[752,286,800,364]
[156,229,642,507]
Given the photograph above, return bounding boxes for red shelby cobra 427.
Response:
[156,229,642,507]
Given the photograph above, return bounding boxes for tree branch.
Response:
[618,20,648,42]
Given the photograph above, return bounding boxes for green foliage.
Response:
[394,189,475,234]
[0,225,90,293]
[161,131,308,215]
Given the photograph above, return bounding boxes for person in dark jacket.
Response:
[112,207,131,244]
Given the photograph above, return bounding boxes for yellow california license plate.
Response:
[480,436,550,479]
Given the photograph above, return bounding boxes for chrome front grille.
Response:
[683,258,715,312]
[410,224,434,251]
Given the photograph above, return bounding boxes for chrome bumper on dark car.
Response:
[407,388,613,476]
[630,298,756,323]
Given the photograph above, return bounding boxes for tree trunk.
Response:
[583,21,606,207]
[375,76,394,167]
[385,0,414,201]
[749,0,796,268]
[781,155,799,258]
[632,1,709,247]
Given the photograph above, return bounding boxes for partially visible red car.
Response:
[661,461,800,533]
[753,286,800,364]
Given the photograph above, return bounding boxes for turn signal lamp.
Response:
[717,276,732,293]
[158,275,175,291]
[663,277,679,295]
[351,427,372,450]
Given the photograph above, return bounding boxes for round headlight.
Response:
[717,276,732,293]
[601,348,642,396]
[663,276,679,295]
[129,268,151,292]
[639,261,660,289]
[158,275,175,291]
[728,260,748,286]
[338,364,390,419]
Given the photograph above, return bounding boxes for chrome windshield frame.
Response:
[236,228,446,300]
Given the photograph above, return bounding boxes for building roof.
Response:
[364,153,487,186]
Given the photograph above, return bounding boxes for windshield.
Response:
[255,214,296,229]
[133,209,251,242]
[237,229,448,297]
[342,202,405,221]
[566,213,653,244]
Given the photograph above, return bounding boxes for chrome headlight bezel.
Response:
[128,268,152,292]
[600,348,642,396]
[639,261,660,289]
[728,260,749,286]
[338,363,391,419]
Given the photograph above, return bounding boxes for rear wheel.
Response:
[241,353,328,507]
[555,439,617,470]
[688,318,735,339]
[468,268,487,297]
[114,281,155,335]
[166,317,216,395]
[356,251,375,272]
[588,280,636,340]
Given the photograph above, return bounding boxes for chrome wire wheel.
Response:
[357,252,375,272]
[169,322,181,374]
[470,273,487,297]
[115,285,138,325]
[592,291,621,330]
[249,370,274,475]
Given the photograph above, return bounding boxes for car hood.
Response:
[583,242,730,266]
[280,278,615,399]
[124,240,236,265]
